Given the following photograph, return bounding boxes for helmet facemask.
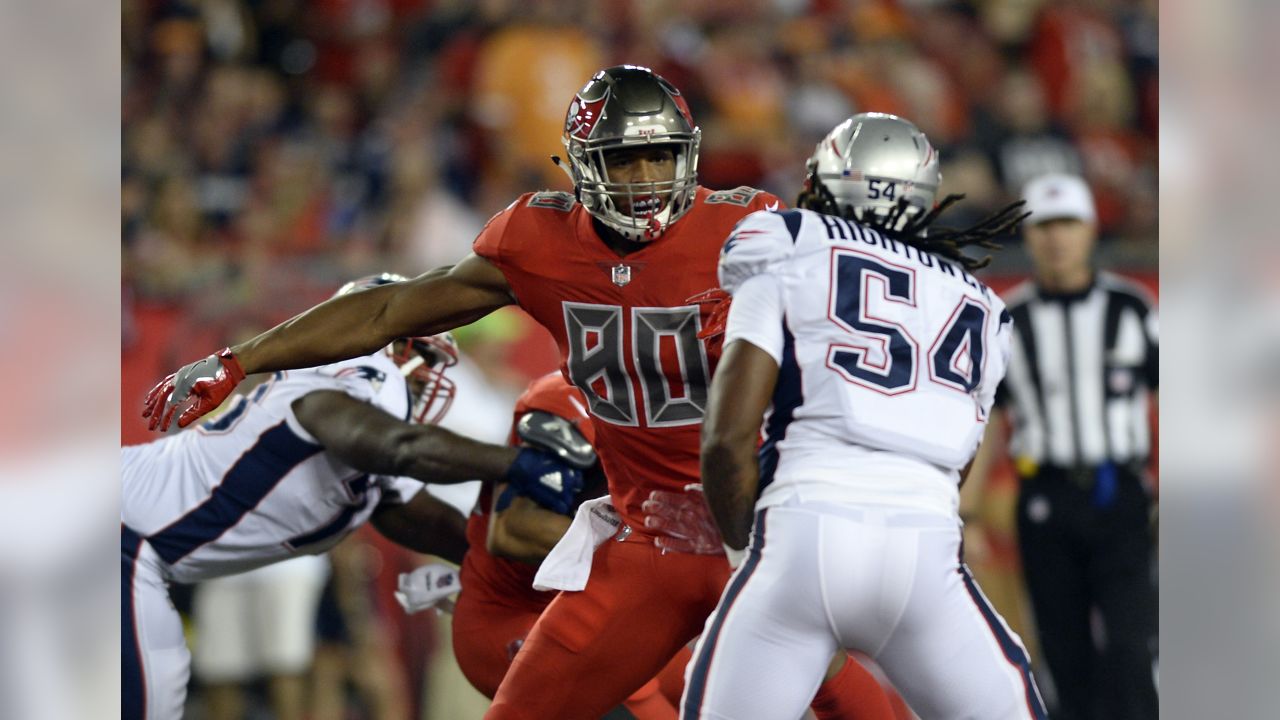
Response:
[559,66,701,243]
[331,273,460,424]
[571,139,699,242]
[388,333,458,425]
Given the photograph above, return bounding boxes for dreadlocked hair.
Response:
[797,178,1031,272]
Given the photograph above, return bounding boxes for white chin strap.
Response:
[551,155,575,184]
[399,354,425,377]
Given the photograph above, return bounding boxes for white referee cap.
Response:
[1021,173,1096,225]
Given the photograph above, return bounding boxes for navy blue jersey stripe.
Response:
[121,525,146,720]
[122,523,143,557]
[758,320,802,495]
[959,564,1048,719]
[285,501,361,550]
[683,510,768,719]
[778,209,803,243]
[286,475,371,550]
[147,422,322,565]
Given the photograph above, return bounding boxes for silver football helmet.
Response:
[804,113,940,229]
[558,65,701,242]
[334,273,458,424]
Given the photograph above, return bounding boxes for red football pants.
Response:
[452,592,542,699]
[455,566,697,719]
[485,538,731,720]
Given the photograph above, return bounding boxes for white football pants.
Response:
[123,527,189,720]
[681,503,1047,720]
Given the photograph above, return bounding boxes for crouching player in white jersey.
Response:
[683,114,1048,720]
[122,273,587,720]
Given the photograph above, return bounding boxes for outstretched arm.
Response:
[237,254,513,374]
[701,338,778,551]
[292,389,520,484]
[371,491,469,564]
[143,255,513,430]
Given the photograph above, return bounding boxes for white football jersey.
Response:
[720,208,1012,516]
[122,354,423,584]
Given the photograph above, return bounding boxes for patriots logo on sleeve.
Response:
[724,228,770,251]
[337,365,387,392]
[722,227,770,257]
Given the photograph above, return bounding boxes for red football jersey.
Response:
[473,185,783,530]
[460,372,597,609]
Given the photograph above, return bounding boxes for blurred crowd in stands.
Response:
[123,0,1157,312]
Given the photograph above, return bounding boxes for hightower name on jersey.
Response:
[812,212,992,300]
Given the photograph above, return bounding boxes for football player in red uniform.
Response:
[453,371,690,719]
[145,65,895,719]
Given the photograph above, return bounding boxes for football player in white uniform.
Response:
[122,274,586,720]
[684,114,1048,719]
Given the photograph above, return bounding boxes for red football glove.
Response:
[642,483,725,555]
[142,348,246,431]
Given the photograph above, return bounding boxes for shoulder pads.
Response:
[515,410,596,469]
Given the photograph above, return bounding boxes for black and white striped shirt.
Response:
[996,272,1159,468]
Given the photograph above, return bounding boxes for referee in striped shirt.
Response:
[968,173,1158,720]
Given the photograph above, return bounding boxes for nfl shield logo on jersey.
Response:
[611,264,632,287]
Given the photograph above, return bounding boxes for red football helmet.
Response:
[334,273,459,424]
